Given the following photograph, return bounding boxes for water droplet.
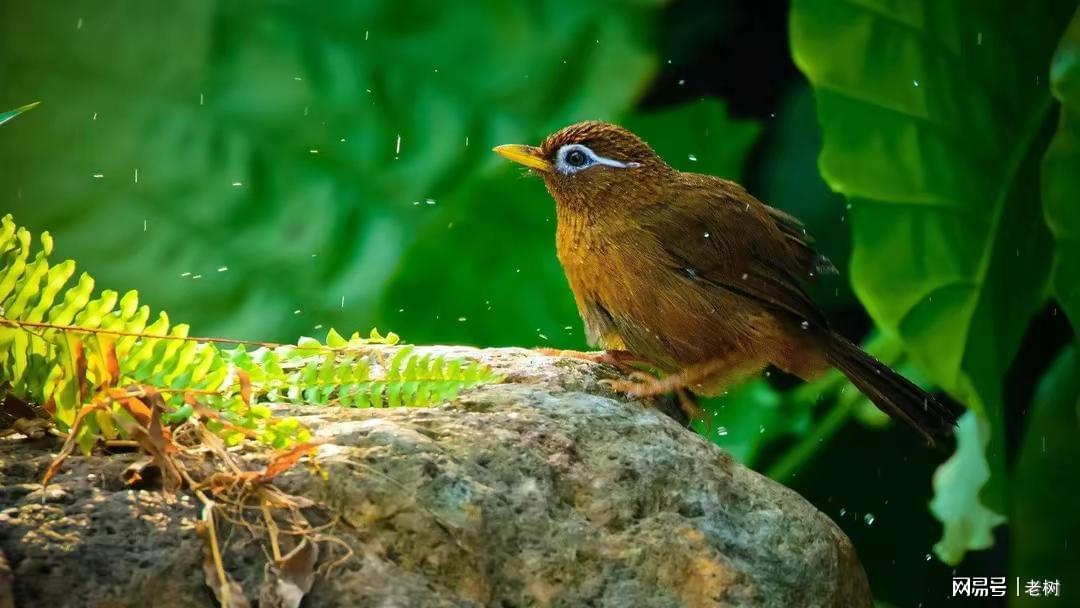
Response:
[687,154,698,162]
[839,508,848,518]
[800,321,810,330]
[309,149,319,154]
[458,317,467,322]
[925,553,932,561]
[913,80,920,87]
[864,513,875,526]
[678,79,686,86]
[758,424,765,434]
[425,198,436,205]
[703,232,710,238]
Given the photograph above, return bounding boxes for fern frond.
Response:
[0,215,503,454]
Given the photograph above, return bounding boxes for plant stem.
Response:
[766,399,854,482]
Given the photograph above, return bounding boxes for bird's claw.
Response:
[599,371,668,398]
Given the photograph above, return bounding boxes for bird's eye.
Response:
[565,149,587,167]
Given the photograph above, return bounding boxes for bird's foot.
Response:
[600,374,708,425]
[535,348,647,376]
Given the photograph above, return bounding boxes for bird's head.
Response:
[493,121,673,212]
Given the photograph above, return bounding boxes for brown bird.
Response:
[494,121,957,444]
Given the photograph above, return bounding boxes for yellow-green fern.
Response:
[0,215,503,452]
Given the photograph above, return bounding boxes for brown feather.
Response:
[515,120,957,444]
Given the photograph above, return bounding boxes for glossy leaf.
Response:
[1043,6,1080,338]
[1010,346,1080,605]
[929,411,1004,565]
[791,0,1076,561]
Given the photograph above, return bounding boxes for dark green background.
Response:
[2,1,1077,605]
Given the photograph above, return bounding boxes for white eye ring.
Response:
[555,144,640,175]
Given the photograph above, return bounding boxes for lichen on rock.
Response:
[0,346,871,607]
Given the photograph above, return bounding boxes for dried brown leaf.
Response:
[258,538,318,608]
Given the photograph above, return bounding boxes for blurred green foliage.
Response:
[2,1,1078,605]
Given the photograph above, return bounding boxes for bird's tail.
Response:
[823,332,958,445]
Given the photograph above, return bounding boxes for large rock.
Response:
[0,347,871,607]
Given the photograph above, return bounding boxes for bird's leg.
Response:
[601,353,746,400]
[534,348,651,375]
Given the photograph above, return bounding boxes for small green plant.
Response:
[0,214,503,455]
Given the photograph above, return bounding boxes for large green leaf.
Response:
[791,0,1075,562]
[1043,6,1080,338]
[0,1,659,343]
[379,98,760,348]
[1010,346,1080,607]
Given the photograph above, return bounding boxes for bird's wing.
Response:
[640,178,828,328]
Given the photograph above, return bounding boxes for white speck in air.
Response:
[293,309,301,315]
[425,198,436,205]
[76,17,83,30]
[913,80,920,87]
[92,112,98,121]
[143,220,148,232]
[678,79,686,86]
[294,76,302,81]
[192,274,202,280]
[465,136,469,148]
[310,149,319,154]
[134,169,139,184]
[703,232,710,238]
[741,273,748,280]
[313,324,323,330]
[864,513,875,526]
[181,272,191,277]
[458,317,467,322]
[365,30,369,41]
[232,181,243,187]
[801,321,810,329]
[977,32,982,45]
[716,427,728,436]
[340,296,345,309]
[199,93,205,106]
[340,138,346,143]
[687,154,698,162]
[92,173,104,179]
[303,106,309,116]
[396,135,402,155]
[538,333,549,341]
[564,326,573,330]
[217,266,228,272]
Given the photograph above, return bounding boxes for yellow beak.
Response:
[492,144,552,173]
